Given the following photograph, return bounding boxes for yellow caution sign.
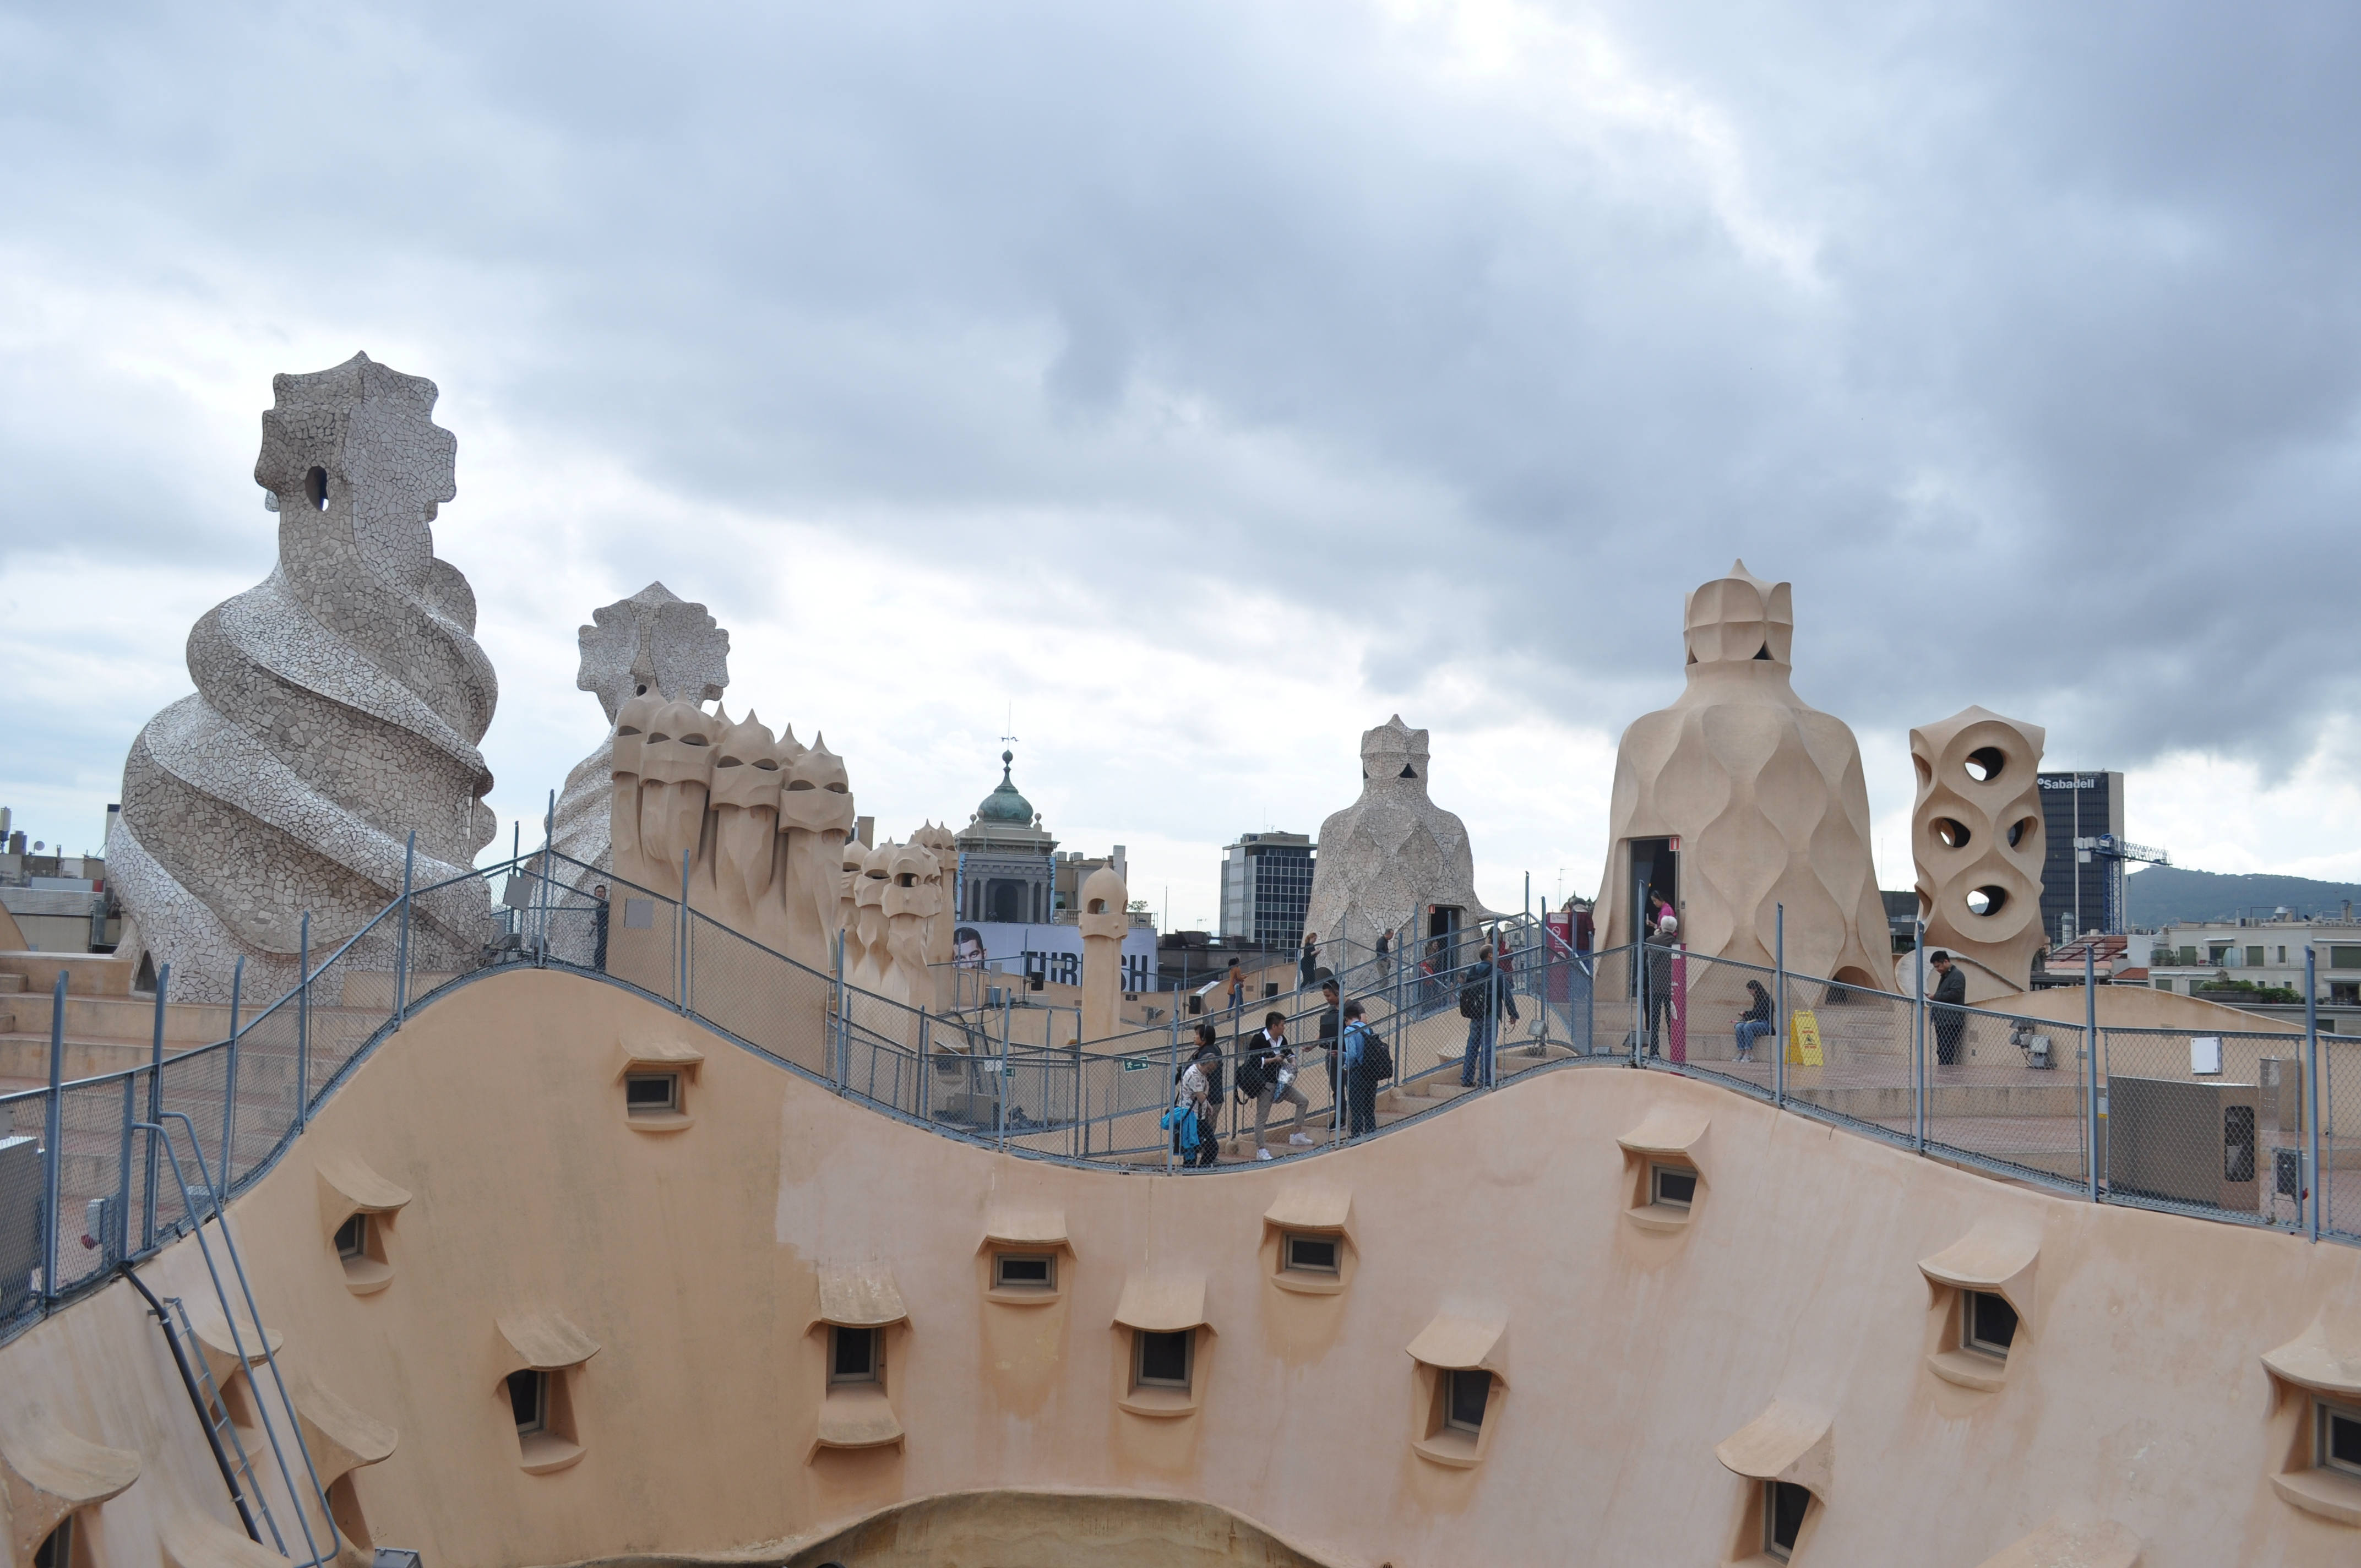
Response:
[1786,1010,1825,1068]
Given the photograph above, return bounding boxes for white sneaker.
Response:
[1256,1148,1274,1161]
[1288,1133,1313,1146]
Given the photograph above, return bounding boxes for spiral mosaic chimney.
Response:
[106,353,499,1002]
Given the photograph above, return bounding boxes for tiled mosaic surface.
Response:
[110,354,499,1003]
[1304,714,1494,957]
[547,584,732,899]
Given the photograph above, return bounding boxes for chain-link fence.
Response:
[20,837,2361,1350]
[2097,1026,2305,1226]
[2324,1031,2360,1244]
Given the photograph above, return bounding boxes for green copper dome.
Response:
[975,750,1036,825]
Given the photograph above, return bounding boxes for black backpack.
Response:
[1458,977,1488,1018]
[1236,1052,1270,1099]
[1356,1027,1393,1080]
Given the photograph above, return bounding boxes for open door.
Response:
[1427,904,1464,974]
[1628,837,1680,938]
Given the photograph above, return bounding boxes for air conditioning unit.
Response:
[2106,1076,2260,1212]
[0,1136,40,1316]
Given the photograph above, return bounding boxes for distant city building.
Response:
[1219,831,1316,947]
[2132,912,2361,1033]
[954,750,1056,924]
[2037,771,2124,941]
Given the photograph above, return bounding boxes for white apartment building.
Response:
[2145,913,2361,1032]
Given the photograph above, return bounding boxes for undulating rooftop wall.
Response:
[4,968,2360,1567]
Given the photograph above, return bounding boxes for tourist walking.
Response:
[1930,950,1968,1067]
[1243,1010,1312,1157]
[1341,1001,1383,1137]
[1496,935,1522,1032]
[1459,943,1502,1087]
[1643,915,1679,1057]
[1734,978,1773,1062]
[590,883,610,972]
[1315,978,1341,1106]
[1375,929,1392,987]
[1173,1022,1223,1167]
[1299,930,1320,990]
[1224,957,1247,1019]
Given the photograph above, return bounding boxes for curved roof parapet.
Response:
[614,1035,705,1075]
[1264,1186,1352,1233]
[161,1506,287,1568]
[2261,1321,2361,1400]
[187,1308,284,1389]
[284,1365,398,1484]
[1405,1313,1507,1381]
[812,1385,904,1453]
[0,1401,141,1565]
[1113,1272,1208,1333]
[315,1147,412,1233]
[498,1308,601,1370]
[1715,1400,1832,1500]
[817,1262,909,1329]
[1918,1218,2041,1324]
[1615,1104,1711,1162]
[980,1206,1070,1252]
[1971,1517,2141,1568]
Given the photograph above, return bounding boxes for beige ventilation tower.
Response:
[1908,706,2047,998]
[1596,560,1890,988]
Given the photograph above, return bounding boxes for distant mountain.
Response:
[2125,865,2361,927]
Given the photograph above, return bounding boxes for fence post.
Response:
[538,789,556,968]
[296,912,311,1132]
[1774,904,1786,1111]
[222,955,244,1194]
[1167,1009,1179,1175]
[41,971,65,1306]
[840,930,859,1091]
[144,963,167,1252]
[678,851,693,1014]
[393,831,415,1026]
[998,992,1011,1154]
[2306,945,2320,1242]
[114,1052,134,1266]
[1631,869,1645,1065]
[917,1011,931,1125]
[1912,920,1927,1153]
[2085,945,2101,1202]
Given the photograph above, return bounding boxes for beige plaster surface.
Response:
[8,968,2361,1567]
[1597,562,1891,988]
[779,1489,1332,1568]
[1911,706,2048,996]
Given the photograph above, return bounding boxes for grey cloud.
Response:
[6,0,2361,785]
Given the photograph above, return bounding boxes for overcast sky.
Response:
[6,2,2361,929]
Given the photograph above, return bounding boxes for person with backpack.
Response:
[1459,943,1502,1087]
[1341,1000,1388,1137]
[1223,957,1247,1019]
[1169,1022,1222,1168]
[1314,977,1341,1107]
[1240,1010,1312,1158]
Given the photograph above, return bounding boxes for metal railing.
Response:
[8,850,2357,1357]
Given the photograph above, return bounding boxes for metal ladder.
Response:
[132,1111,341,1567]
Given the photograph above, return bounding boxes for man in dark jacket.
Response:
[1315,978,1341,1104]
[1460,944,1502,1087]
[1930,950,1968,1066]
